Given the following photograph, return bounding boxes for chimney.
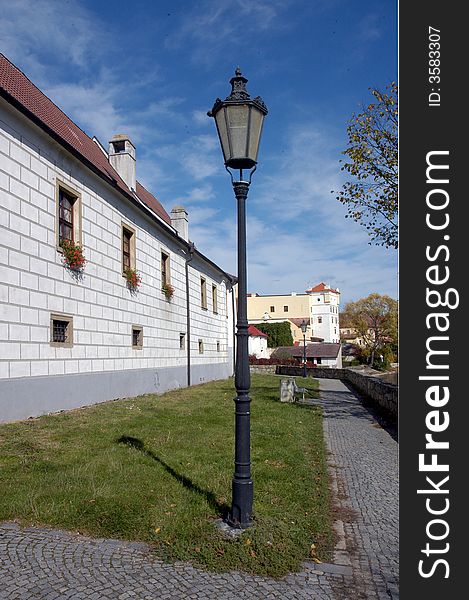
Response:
[171,206,189,241]
[108,134,136,191]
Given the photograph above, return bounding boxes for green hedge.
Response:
[254,321,293,348]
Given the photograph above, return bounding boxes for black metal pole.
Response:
[303,332,307,378]
[226,179,253,529]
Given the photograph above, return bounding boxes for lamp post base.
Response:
[226,479,253,529]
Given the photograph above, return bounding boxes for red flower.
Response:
[60,240,86,272]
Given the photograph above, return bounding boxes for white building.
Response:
[306,282,341,344]
[247,324,268,359]
[0,54,236,423]
[247,282,341,344]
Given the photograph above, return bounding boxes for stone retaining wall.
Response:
[276,365,397,423]
[249,365,277,374]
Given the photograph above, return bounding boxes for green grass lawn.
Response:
[0,373,333,577]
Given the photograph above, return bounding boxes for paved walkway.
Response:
[0,379,398,599]
[318,379,398,599]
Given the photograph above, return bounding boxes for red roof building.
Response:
[0,53,171,226]
[305,282,340,294]
[248,325,268,338]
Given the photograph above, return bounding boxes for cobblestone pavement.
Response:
[317,379,399,600]
[0,379,398,599]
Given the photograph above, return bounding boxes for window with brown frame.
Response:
[132,325,143,349]
[161,252,170,286]
[50,314,73,347]
[122,225,135,273]
[201,278,207,309]
[56,182,81,248]
[58,189,75,243]
[212,284,218,313]
[123,229,132,270]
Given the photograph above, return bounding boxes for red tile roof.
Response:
[0,53,171,226]
[248,325,268,338]
[305,282,339,294]
[288,318,311,328]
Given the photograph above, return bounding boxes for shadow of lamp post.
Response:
[300,319,308,378]
[208,68,268,529]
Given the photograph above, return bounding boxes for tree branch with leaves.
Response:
[342,293,398,367]
[335,83,398,249]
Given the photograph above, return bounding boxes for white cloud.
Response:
[189,119,397,304]
[0,0,103,77]
[164,0,292,65]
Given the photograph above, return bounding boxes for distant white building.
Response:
[306,282,341,344]
[247,282,341,344]
[248,325,268,358]
[0,54,236,423]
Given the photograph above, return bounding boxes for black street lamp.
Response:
[300,320,308,378]
[208,68,267,529]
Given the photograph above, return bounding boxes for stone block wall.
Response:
[276,365,397,422]
[249,365,277,375]
[0,99,235,421]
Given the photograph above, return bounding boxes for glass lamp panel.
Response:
[214,109,230,164]
[226,104,250,161]
[247,106,265,163]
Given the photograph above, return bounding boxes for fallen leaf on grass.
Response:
[309,543,322,563]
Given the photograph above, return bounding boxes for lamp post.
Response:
[208,68,267,529]
[300,320,308,378]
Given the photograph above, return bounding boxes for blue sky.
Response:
[1,0,397,305]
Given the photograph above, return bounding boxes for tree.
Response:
[342,294,398,368]
[255,322,293,348]
[336,83,398,249]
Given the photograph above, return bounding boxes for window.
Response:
[198,339,204,354]
[284,306,288,312]
[212,284,218,313]
[132,325,143,349]
[318,316,322,323]
[50,314,73,347]
[122,229,132,270]
[56,182,81,247]
[161,252,170,286]
[270,306,275,312]
[217,341,220,352]
[58,189,74,242]
[201,278,207,309]
[122,225,136,273]
[180,333,186,350]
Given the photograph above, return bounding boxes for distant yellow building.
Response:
[247,283,341,344]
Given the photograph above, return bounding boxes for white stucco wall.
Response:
[248,335,268,358]
[309,291,340,343]
[0,99,234,411]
